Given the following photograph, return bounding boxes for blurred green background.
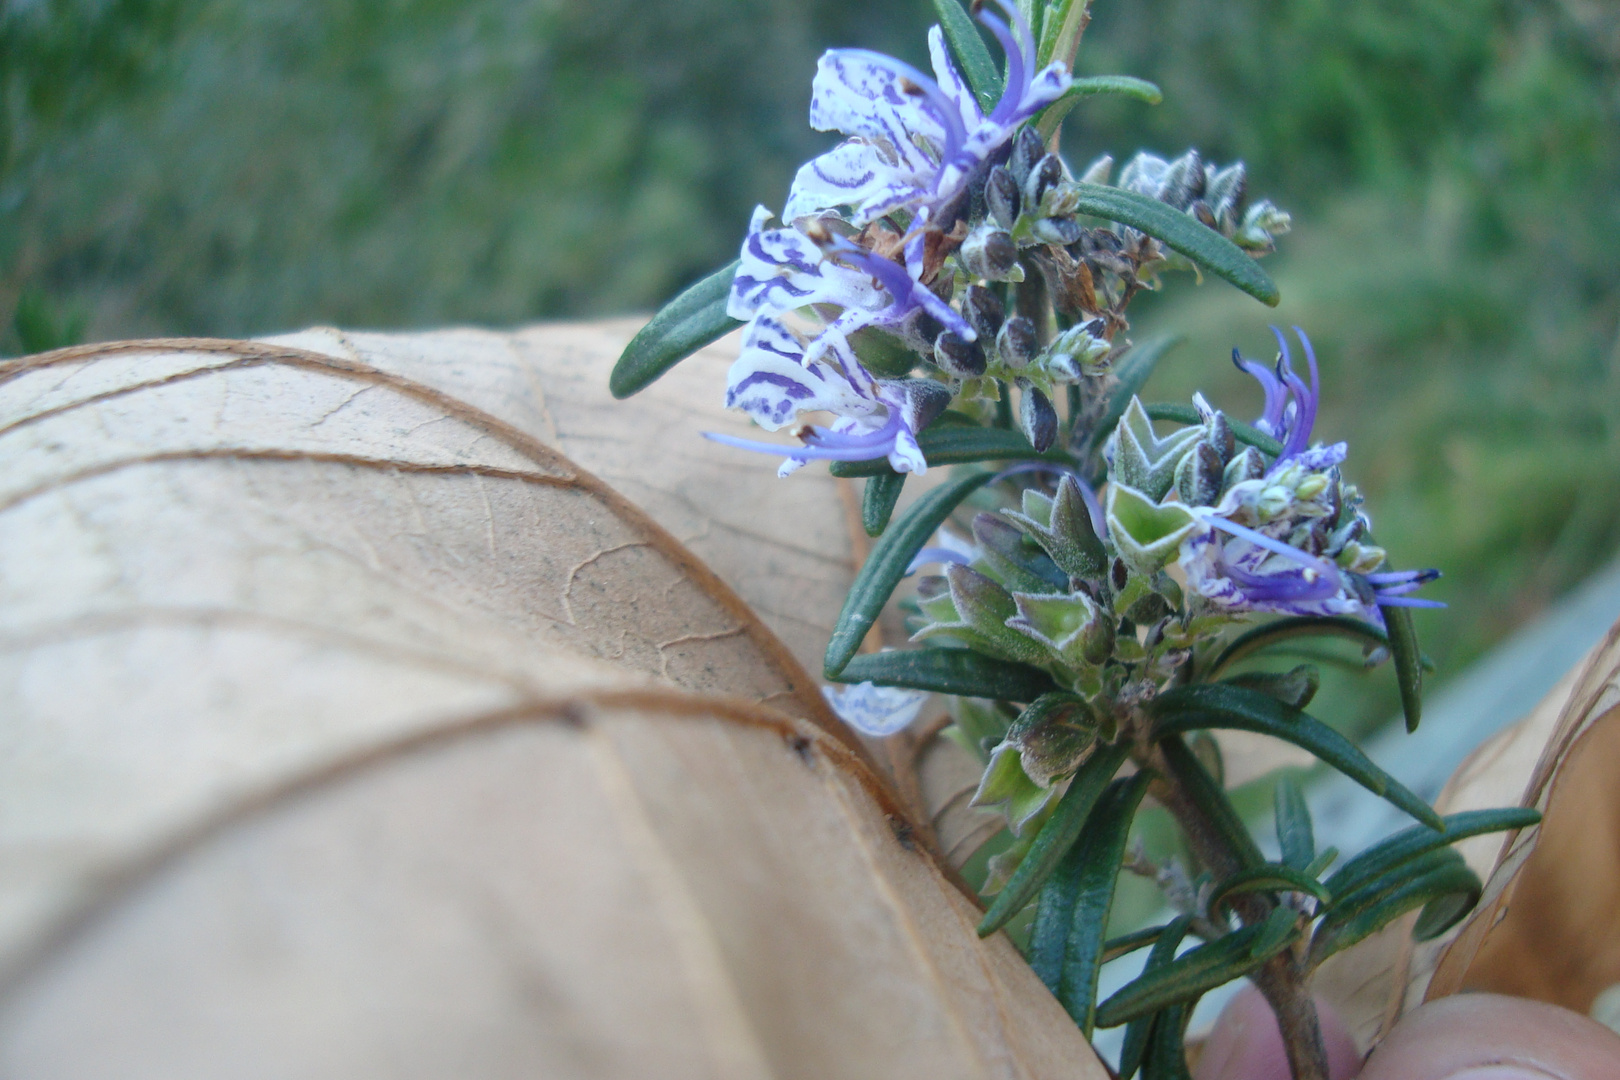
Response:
[4,0,1618,732]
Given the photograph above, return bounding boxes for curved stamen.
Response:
[977,9,1028,125]
[1233,347,1288,435]
[1376,596,1447,609]
[802,417,902,449]
[1365,568,1440,586]
[906,546,974,575]
[1270,325,1322,464]
[703,409,903,463]
[837,49,966,168]
[1221,560,1341,603]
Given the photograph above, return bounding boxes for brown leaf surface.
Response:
[1310,617,1620,1049]
[0,329,1105,1078]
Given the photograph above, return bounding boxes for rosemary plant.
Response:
[609,2,1536,1076]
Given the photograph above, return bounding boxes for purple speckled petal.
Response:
[809,49,961,171]
[723,315,876,431]
[927,26,985,131]
[823,680,929,736]
[728,207,886,321]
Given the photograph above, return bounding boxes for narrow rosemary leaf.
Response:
[1152,684,1444,830]
[609,259,741,398]
[1029,838,1085,994]
[1158,735,1265,868]
[1070,182,1280,306]
[1382,602,1425,733]
[1095,912,1300,1028]
[1102,923,1171,964]
[1303,846,1340,878]
[862,472,906,536]
[1323,807,1542,900]
[1309,851,1482,966]
[978,742,1130,936]
[829,424,1074,478]
[830,649,1060,701]
[932,0,1002,114]
[1058,771,1154,1037]
[1118,917,1192,1080]
[824,470,993,677]
[1274,774,1316,870]
[1143,401,1282,456]
[1207,864,1330,917]
[1207,615,1394,679]
[1143,1001,1194,1080]
[1035,75,1163,140]
[1083,334,1183,456]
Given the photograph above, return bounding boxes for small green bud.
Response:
[972,743,1059,835]
[1109,397,1206,502]
[1007,589,1115,668]
[1295,473,1330,500]
[1001,475,1108,581]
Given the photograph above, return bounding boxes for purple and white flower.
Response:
[823,678,929,737]
[1178,327,1441,621]
[782,0,1071,229]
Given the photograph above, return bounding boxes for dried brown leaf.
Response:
[0,328,1106,1078]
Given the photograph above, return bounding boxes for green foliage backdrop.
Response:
[4,0,1617,730]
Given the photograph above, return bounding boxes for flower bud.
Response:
[986,165,1021,229]
[1009,126,1045,188]
[973,511,1066,593]
[933,330,987,378]
[1018,383,1058,453]
[1031,215,1083,245]
[1008,595,1115,673]
[1078,153,1113,186]
[1174,440,1225,507]
[997,315,1039,369]
[1294,472,1330,500]
[962,284,1005,341]
[1024,153,1064,211]
[961,222,1021,281]
[1222,446,1266,491]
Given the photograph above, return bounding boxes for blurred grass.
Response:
[3,0,1618,728]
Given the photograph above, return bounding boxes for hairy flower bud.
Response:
[1009,126,1045,189]
[1002,475,1108,581]
[1024,153,1064,212]
[986,165,1021,229]
[998,315,1039,369]
[961,222,1022,281]
[1175,440,1225,507]
[933,330,987,378]
[1031,215,1083,245]
[1019,382,1058,453]
[962,284,1005,341]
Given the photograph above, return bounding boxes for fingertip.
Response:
[1360,993,1620,1080]
[1195,985,1361,1080]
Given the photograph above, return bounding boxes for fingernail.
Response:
[1444,1067,1563,1080]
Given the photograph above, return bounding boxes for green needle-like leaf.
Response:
[609,260,741,398]
[932,0,1001,113]
[1310,849,1482,966]
[1143,1001,1195,1080]
[1143,402,1283,457]
[1118,917,1192,1080]
[1274,774,1316,870]
[1383,602,1425,733]
[978,743,1129,936]
[862,472,905,536]
[830,425,1074,478]
[830,649,1060,701]
[825,470,993,677]
[1058,771,1154,1037]
[1206,615,1435,679]
[1036,76,1163,139]
[1069,182,1280,306]
[1323,807,1542,900]
[1152,684,1444,830]
[1207,864,1330,916]
[1103,923,1172,964]
[1095,909,1301,1028]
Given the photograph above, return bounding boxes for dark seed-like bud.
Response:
[1009,126,1045,188]
[1205,411,1235,462]
[933,331,987,378]
[963,284,1005,341]
[1019,384,1058,452]
[961,224,1020,281]
[997,315,1039,369]
[1024,153,1064,210]
[1031,216,1083,245]
[1175,441,1224,507]
[986,165,1021,229]
[1157,149,1205,210]
[1188,198,1219,229]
